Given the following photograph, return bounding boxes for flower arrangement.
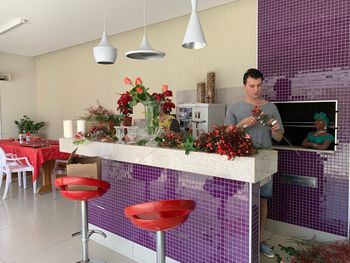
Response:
[85,102,122,126]
[118,77,175,138]
[156,125,256,160]
[73,132,89,145]
[119,77,175,114]
[78,102,121,143]
[252,106,276,127]
[195,125,256,160]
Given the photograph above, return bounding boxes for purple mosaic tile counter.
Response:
[88,160,260,263]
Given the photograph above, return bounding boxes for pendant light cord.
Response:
[143,0,146,35]
[103,0,106,32]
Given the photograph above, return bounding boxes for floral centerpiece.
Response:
[78,102,122,143]
[156,124,256,160]
[118,77,175,139]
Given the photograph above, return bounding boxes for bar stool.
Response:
[124,200,195,263]
[56,176,110,263]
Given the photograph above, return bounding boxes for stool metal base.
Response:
[78,200,107,263]
[77,259,107,263]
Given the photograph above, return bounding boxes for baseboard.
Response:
[265,219,347,242]
[89,224,180,263]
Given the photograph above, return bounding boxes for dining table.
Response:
[0,139,70,194]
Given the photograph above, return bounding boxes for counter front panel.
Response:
[88,159,260,263]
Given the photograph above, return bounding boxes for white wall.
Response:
[0,52,37,138]
[34,0,257,138]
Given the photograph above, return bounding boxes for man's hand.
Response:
[270,119,280,132]
[270,119,283,142]
[238,116,257,128]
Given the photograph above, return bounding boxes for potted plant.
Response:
[14,115,45,135]
[85,102,123,133]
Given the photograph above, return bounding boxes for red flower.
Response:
[162,98,175,114]
[163,90,172,97]
[117,91,133,116]
[135,77,142,85]
[195,125,256,160]
[124,77,132,85]
[136,87,143,94]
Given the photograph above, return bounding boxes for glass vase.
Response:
[144,101,160,143]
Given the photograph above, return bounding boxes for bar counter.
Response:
[60,139,278,263]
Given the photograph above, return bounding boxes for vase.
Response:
[143,101,160,142]
[122,116,132,127]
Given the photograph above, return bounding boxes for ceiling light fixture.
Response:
[93,0,117,65]
[182,0,207,49]
[0,18,27,35]
[125,0,165,60]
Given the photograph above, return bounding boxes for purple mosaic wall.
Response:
[88,160,260,263]
[258,0,350,236]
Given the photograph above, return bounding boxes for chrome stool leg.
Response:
[78,200,107,263]
[156,231,166,263]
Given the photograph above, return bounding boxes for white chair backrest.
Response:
[0,147,7,166]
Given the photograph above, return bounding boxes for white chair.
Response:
[4,153,24,187]
[51,159,68,199]
[0,147,34,200]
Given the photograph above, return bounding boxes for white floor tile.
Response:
[0,214,80,262]
[1,179,295,263]
[0,197,49,231]
[0,180,134,263]
[13,237,132,263]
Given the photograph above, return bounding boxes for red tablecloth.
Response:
[0,140,70,181]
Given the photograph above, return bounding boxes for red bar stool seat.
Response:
[56,176,110,263]
[125,200,195,263]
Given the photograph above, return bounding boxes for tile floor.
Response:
[0,179,136,263]
[0,177,292,263]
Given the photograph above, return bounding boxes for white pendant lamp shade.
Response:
[182,0,207,49]
[93,0,117,65]
[125,0,165,60]
[93,31,117,64]
[125,34,165,60]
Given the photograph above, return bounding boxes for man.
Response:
[224,68,284,258]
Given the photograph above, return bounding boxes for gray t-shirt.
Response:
[224,101,284,148]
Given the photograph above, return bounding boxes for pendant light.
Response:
[182,0,207,49]
[125,0,165,60]
[93,0,117,64]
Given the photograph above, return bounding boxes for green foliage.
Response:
[14,115,45,134]
[182,133,196,155]
[136,139,149,146]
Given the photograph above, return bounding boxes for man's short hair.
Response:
[243,68,264,85]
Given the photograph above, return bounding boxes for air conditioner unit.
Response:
[0,73,11,81]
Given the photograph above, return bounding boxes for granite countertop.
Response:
[59,138,278,183]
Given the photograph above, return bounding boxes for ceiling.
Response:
[0,0,236,57]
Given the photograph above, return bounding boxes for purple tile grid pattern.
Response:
[88,160,259,263]
[251,183,260,263]
[258,0,350,236]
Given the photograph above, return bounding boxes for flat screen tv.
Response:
[272,100,338,152]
